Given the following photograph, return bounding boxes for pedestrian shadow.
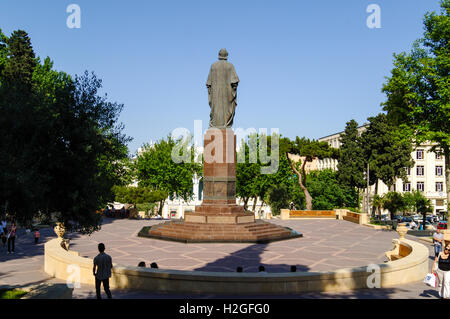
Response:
[419,289,440,298]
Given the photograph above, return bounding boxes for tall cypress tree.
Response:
[0,30,41,222]
[337,120,366,190]
[359,113,414,194]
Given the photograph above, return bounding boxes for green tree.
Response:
[417,196,433,228]
[404,190,424,215]
[135,136,200,214]
[237,133,298,214]
[382,192,408,221]
[382,0,450,206]
[281,137,339,210]
[337,120,366,190]
[0,30,130,233]
[267,184,291,215]
[371,194,384,218]
[359,113,414,193]
[306,169,358,210]
[113,186,167,210]
[236,134,260,210]
[404,190,433,227]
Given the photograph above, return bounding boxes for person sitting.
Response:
[290,265,297,272]
[150,262,158,269]
[236,266,243,273]
[138,261,146,267]
[258,265,266,273]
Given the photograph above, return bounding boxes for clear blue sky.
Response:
[0,0,442,153]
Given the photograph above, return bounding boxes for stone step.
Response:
[144,220,301,243]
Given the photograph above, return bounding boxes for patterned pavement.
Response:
[66,218,396,273]
[0,218,441,298]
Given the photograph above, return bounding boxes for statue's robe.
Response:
[206,60,239,128]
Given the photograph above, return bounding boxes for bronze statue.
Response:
[206,49,239,128]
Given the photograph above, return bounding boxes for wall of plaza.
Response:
[318,127,447,216]
[45,237,429,295]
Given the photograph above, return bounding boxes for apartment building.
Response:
[318,126,448,216]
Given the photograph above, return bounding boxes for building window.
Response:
[417,166,425,176]
[436,152,442,160]
[417,182,425,192]
[416,149,424,160]
[436,182,444,192]
[405,167,411,175]
[436,166,443,176]
[392,184,396,192]
[403,183,411,192]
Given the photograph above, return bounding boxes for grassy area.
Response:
[0,289,28,299]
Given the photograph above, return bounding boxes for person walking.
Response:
[34,229,40,244]
[1,230,6,251]
[1,219,6,235]
[432,242,450,299]
[93,243,113,299]
[433,229,444,257]
[7,222,16,254]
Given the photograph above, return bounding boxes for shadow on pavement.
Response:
[194,243,310,273]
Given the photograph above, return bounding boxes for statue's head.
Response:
[218,48,228,60]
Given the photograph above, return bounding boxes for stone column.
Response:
[185,128,254,224]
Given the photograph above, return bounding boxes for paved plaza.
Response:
[0,218,441,299]
[67,218,396,272]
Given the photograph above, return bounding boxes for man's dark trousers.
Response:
[95,278,112,299]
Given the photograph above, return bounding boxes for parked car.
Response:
[404,222,416,230]
[412,214,421,222]
[402,217,413,223]
[437,221,448,230]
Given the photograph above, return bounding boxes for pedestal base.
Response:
[144,219,302,244]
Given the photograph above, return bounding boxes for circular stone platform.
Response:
[141,219,302,243]
[66,218,397,273]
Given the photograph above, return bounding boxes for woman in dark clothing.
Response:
[7,222,16,254]
[433,243,450,299]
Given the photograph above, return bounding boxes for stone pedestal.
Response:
[185,128,252,224]
[147,129,301,243]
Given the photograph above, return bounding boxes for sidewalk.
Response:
[0,220,441,299]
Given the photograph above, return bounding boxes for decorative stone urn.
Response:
[396,223,408,240]
[54,222,66,239]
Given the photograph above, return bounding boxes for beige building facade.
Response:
[318,126,448,216]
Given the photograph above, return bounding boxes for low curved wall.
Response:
[45,238,428,294]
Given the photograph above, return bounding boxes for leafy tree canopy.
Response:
[0,29,130,233]
[359,113,414,191]
[382,0,450,205]
[135,136,201,214]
